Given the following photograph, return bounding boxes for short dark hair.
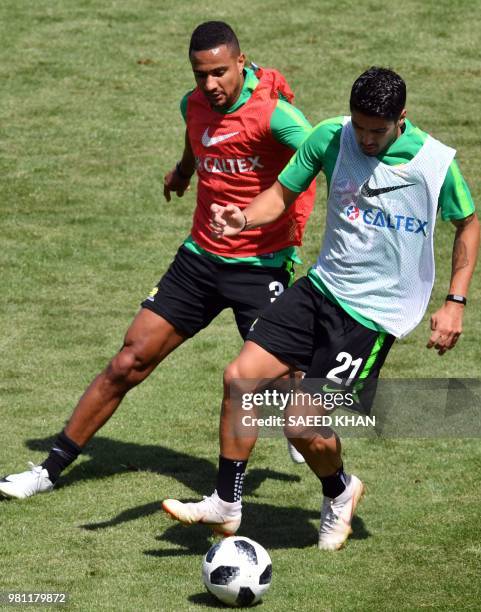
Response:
[350,67,406,121]
[189,21,240,56]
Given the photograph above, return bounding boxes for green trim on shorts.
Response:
[358,333,388,379]
[284,258,296,286]
[307,268,387,333]
[183,236,302,268]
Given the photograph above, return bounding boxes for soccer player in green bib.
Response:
[163,67,479,551]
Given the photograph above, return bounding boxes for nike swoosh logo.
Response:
[201,128,239,148]
[322,384,342,393]
[361,179,415,197]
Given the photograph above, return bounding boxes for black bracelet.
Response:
[175,161,193,181]
[446,294,467,305]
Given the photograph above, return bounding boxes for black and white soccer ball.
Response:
[202,536,272,607]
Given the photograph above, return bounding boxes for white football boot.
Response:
[0,462,54,499]
[318,474,364,551]
[287,440,306,464]
[162,490,241,536]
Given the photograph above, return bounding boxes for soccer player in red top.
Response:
[0,21,315,499]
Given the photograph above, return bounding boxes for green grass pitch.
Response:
[1,0,480,610]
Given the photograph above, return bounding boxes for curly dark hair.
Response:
[189,21,240,57]
[350,67,406,120]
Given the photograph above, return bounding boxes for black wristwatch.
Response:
[445,294,467,305]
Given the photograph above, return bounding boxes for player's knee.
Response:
[308,431,340,456]
[223,360,244,391]
[106,344,152,386]
[224,358,257,403]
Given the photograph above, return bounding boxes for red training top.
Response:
[186,67,316,257]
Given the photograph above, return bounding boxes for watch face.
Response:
[447,294,466,304]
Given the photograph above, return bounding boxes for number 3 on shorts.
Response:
[269,281,285,303]
[326,351,363,384]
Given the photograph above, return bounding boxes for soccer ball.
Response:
[202,536,272,607]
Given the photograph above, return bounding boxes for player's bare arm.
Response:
[163,129,196,202]
[427,212,480,355]
[210,181,298,238]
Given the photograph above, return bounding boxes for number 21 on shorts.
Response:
[326,351,363,384]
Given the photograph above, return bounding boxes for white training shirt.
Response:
[311,117,455,338]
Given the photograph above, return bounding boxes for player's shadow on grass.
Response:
[147,501,320,555]
[79,466,301,532]
[26,435,299,497]
[144,502,370,556]
[25,435,370,550]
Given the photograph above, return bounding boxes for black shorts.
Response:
[141,245,293,339]
[247,276,395,411]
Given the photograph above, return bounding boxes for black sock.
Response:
[41,431,82,483]
[319,465,347,499]
[216,455,247,503]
